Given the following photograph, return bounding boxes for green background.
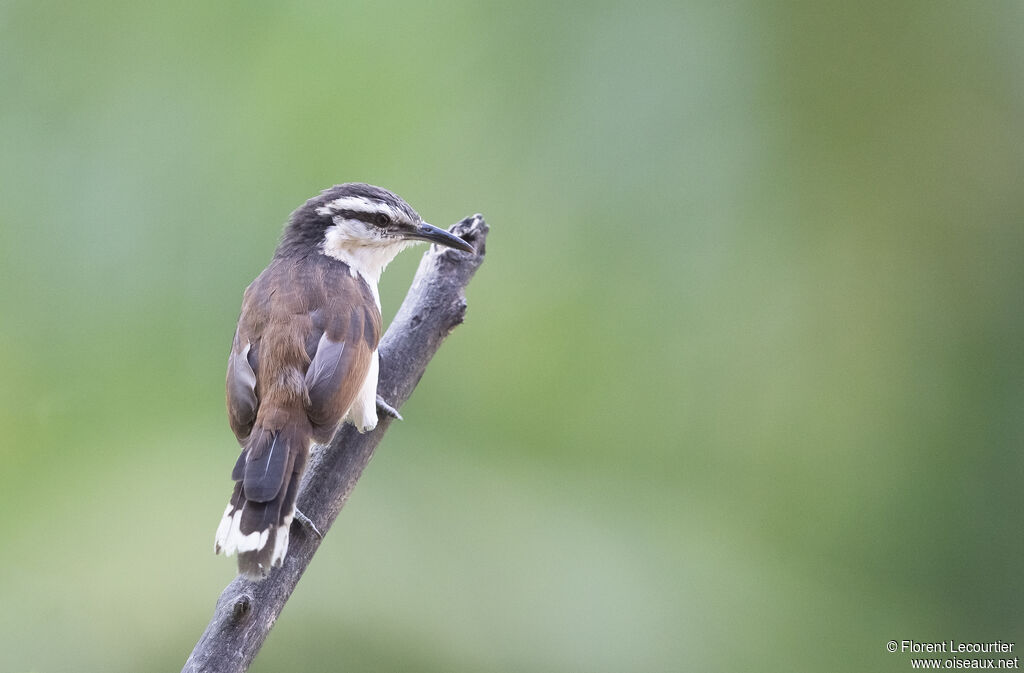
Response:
[1,2,1021,671]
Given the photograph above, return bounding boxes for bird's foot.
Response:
[293,509,323,539]
[376,394,403,421]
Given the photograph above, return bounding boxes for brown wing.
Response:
[226,329,259,444]
[301,260,382,441]
[225,254,382,444]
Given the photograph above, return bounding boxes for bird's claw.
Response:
[375,395,403,421]
[293,509,323,539]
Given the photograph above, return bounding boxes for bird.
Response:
[213,183,474,579]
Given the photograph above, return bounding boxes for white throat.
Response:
[320,224,414,308]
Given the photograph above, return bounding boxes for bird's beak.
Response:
[405,222,475,253]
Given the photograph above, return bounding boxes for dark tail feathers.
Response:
[214,425,309,579]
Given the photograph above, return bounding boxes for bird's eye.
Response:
[374,213,391,227]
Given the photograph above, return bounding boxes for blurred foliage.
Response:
[1,1,1022,671]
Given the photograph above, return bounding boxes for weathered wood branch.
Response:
[183,214,489,673]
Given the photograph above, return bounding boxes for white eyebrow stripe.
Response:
[323,196,377,212]
[315,196,403,223]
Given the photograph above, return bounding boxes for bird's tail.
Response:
[214,423,309,579]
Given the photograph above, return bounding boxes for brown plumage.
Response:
[212,182,472,580]
[217,251,380,578]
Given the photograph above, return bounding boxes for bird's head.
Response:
[281,183,473,282]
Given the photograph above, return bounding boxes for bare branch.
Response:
[183,214,489,673]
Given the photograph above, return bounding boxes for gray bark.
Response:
[183,214,489,673]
